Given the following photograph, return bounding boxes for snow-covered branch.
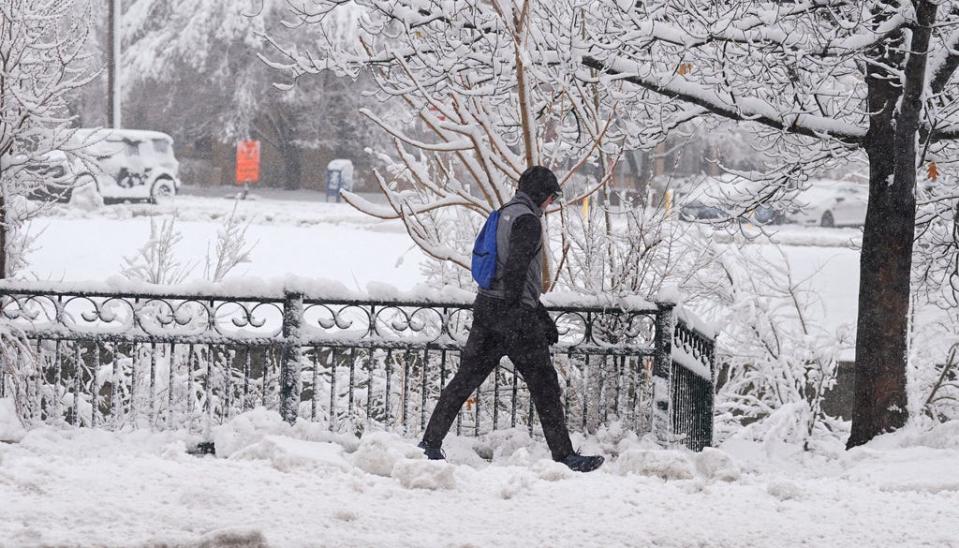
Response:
[582,56,866,145]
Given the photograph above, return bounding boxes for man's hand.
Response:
[537,303,559,345]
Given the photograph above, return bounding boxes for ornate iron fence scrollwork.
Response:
[0,284,715,450]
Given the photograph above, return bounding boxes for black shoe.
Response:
[560,453,604,472]
[417,440,446,461]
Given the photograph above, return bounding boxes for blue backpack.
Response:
[471,210,501,289]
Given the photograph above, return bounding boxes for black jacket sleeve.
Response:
[501,214,541,305]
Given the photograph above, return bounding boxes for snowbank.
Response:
[0,398,26,443]
[3,411,958,546]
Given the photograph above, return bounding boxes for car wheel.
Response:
[151,178,176,205]
[820,210,835,228]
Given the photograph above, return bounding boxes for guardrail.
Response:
[0,284,715,450]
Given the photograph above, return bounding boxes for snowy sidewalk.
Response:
[2,409,959,547]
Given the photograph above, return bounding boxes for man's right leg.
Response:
[421,324,501,449]
[509,344,575,461]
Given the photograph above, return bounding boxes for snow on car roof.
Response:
[72,128,174,143]
[327,158,353,170]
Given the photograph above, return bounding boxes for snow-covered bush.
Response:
[0,0,98,276]
[0,322,43,429]
[908,309,959,423]
[121,215,192,285]
[205,202,255,283]
[709,246,850,449]
[911,176,959,422]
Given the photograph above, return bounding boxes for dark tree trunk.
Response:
[281,141,302,191]
[849,145,913,448]
[847,1,938,448]
[625,150,648,206]
[0,192,6,279]
[255,108,302,191]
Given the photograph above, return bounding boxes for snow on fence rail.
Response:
[0,283,714,450]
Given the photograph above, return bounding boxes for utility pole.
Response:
[107,0,121,128]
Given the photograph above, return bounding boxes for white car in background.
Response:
[676,176,780,224]
[785,180,868,227]
[69,129,181,204]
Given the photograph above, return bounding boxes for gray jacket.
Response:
[478,192,544,308]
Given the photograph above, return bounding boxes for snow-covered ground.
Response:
[21,191,860,325]
[22,192,427,292]
[10,191,955,547]
[2,406,958,547]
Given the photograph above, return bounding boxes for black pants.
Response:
[422,295,574,461]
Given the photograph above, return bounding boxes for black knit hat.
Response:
[518,165,562,205]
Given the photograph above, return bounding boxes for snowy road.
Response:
[2,409,958,547]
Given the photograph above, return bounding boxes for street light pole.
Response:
[107,0,121,128]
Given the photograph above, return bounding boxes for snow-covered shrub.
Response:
[710,246,850,449]
[121,215,192,285]
[910,191,959,423]
[0,0,98,276]
[0,324,41,429]
[1,196,45,278]
[907,307,959,423]
[204,201,255,283]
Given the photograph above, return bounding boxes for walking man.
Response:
[419,166,604,472]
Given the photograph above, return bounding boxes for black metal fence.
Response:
[0,284,715,450]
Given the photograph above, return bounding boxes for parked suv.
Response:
[69,129,181,204]
[21,150,74,202]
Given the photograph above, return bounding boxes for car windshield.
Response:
[152,139,171,155]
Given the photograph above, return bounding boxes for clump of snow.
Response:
[0,398,26,443]
[159,440,191,462]
[440,435,490,467]
[211,408,359,458]
[212,408,292,457]
[693,447,741,482]
[497,471,534,500]
[69,183,104,211]
[655,283,681,305]
[531,459,575,481]
[474,428,539,462]
[333,509,359,522]
[351,431,423,477]
[587,420,647,455]
[863,419,959,450]
[767,479,804,501]
[230,436,351,474]
[616,449,695,480]
[392,459,457,490]
[504,446,534,467]
[188,528,268,548]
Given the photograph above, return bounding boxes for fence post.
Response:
[280,291,304,425]
[701,335,716,449]
[653,302,675,445]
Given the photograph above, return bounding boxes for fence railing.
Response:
[0,284,715,450]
